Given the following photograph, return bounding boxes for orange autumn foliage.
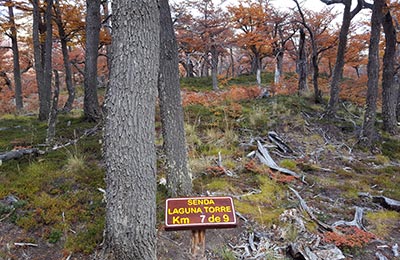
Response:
[182,85,262,107]
[323,226,375,248]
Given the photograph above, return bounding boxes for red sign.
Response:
[165,196,237,231]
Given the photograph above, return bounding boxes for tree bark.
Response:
[325,0,362,116]
[84,0,101,122]
[46,70,59,145]
[211,45,219,91]
[32,0,47,120]
[54,0,75,112]
[158,0,192,197]
[43,0,54,121]
[103,0,159,259]
[7,1,23,111]
[381,10,398,134]
[360,0,384,147]
[293,0,321,102]
[297,28,308,95]
[274,51,284,85]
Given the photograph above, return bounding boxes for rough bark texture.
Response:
[83,0,101,122]
[43,0,53,120]
[54,0,74,112]
[7,1,23,111]
[158,0,192,197]
[297,28,308,95]
[381,10,398,134]
[361,0,384,147]
[103,0,160,259]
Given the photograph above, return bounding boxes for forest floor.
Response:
[0,76,399,260]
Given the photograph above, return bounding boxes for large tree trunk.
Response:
[360,0,384,147]
[324,0,362,116]
[158,0,192,197]
[211,45,219,90]
[84,0,101,122]
[54,0,75,112]
[7,1,23,111]
[381,10,398,134]
[297,28,308,95]
[103,0,159,259]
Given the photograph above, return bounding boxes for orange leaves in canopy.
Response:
[228,0,274,57]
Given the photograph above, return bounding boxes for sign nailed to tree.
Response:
[165,196,237,231]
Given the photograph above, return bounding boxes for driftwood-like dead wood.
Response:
[288,243,319,260]
[393,243,399,257]
[375,251,389,260]
[332,207,365,230]
[216,151,235,177]
[372,196,400,212]
[289,187,334,232]
[268,131,293,153]
[14,242,38,247]
[0,148,43,162]
[256,140,300,178]
[359,193,400,212]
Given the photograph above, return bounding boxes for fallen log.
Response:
[0,148,43,162]
[372,196,400,212]
[256,140,300,178]
[358,193,400,212]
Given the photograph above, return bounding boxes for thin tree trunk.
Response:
[46,70,60,145]
[229,47,235,77]
[84,0,101,122]
[43,0,54,121]
[381,10,398,134]
[360,0,383,147]
[158,0,192,197]
[7,1,23,111]
[54,0,75,112]
[102,0,159,258]
[32,0,46,120]
[274,51,283,85]
[211,45,219,91]
[298,28,308,95]
[325,0,362,116]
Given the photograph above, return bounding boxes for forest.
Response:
[0,0,399,259]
